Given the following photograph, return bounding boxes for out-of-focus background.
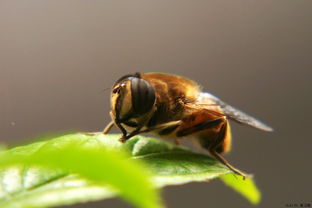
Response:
[1,1,311,207]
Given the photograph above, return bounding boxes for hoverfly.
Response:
[99,72,273,178]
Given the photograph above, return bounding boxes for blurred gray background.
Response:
[0,0,311,207]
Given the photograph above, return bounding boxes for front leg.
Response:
[82,111,116,135]
[82,120,115,135]
[118,127,142,143]
[174,138,181,145]
[102,121,114,134]
[119,120,182,143]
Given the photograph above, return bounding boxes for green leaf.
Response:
[220,174,261,204]
[0,134,162,208]
[0,133,261,208]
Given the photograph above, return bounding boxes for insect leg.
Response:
[174,138,181,145]
[82,110,118,135]
[142,120,181,133]
[175,114,249,178]
[102,121,114,134]
[115,120,128,140]
[176,117,225,137]
[119,127,142,143]
[119,120,182,143]
[208,122,249,179]
[81,118,114,135]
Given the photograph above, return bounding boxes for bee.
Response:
[100,72,273,178]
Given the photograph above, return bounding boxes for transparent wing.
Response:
[197,92,273,132]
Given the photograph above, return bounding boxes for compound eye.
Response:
[131,77,156,116]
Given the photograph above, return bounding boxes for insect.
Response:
[99,72,273,178]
